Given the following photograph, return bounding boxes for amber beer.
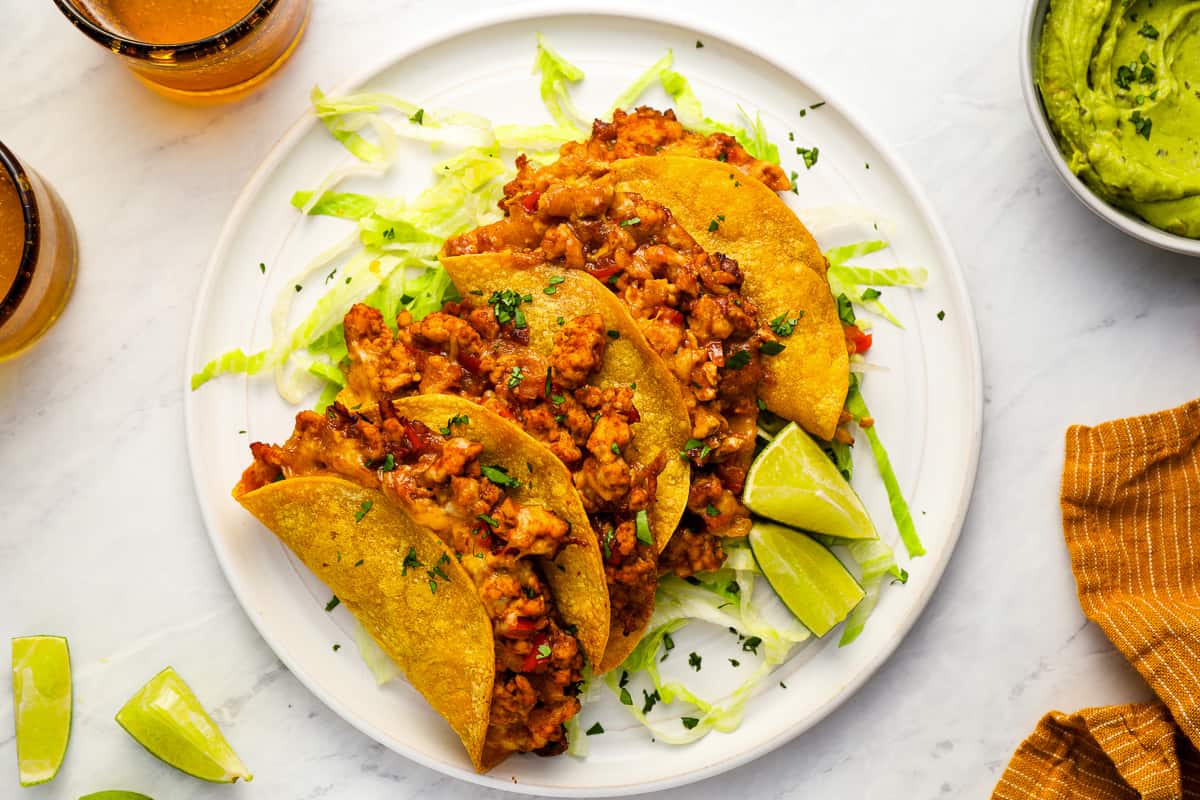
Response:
[53,0,310,101]
[0,144,78,361]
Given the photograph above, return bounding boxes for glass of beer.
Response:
[0,143,78,361]
[52,0,311,102]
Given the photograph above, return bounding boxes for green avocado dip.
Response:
[1037,0,1200,238]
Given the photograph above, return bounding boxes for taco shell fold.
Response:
[236,476,495,770]
[611,155,850,440]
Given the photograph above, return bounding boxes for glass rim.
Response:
[51,0,283,62]
[0,142,40,329]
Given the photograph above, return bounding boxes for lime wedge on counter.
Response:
[743,422,877,540]
[749,521,865,637]
[12,635,72,786]
[79,793,155,800]
[115,667,251,783]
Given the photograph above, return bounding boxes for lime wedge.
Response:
[743,422,877,540]
[749,521,865,637]
[115,667,251,783]
[79,793,155,800]
[12,635,72,786]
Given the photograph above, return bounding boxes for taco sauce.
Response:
[241,408,584,764]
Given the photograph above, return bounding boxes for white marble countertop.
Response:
[2,0,1198,797]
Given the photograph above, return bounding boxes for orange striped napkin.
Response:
[993,399,1200,800]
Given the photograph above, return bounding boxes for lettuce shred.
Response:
[607,543,808,743]
[533,33,588,134]
[844,374,924,558]
[825,239,929,329]
[659,70,781,165]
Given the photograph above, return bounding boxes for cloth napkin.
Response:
[993,399,1200,800]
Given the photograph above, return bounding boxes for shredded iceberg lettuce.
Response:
[659,70,781,164]
[845,374,924,558]
[608,542,808,743]
[611,50,674,112]
[533,33,588,134]
[825,239,929,329]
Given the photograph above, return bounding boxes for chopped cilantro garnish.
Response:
[409,108,424,124]
[695,39,704,48]
[354,559,364,567]
[537,643,552,659]
[741,635,763,655]
[619,687,633,705]
[635,509,653,545]
[663,632,675,652]
[729,658,740,667]
[862,288,881,301]
[620,217,641,227]
[796,146,819,169]
[619,670,630,688]
[488,288,529,329]
[601,527,615,560]
[401,547,423,575]
[325,595,340,612]
[586,722,605,735]
[726,350,752,369]
[705,504,720,517]
[641,689,660,714]
[294,284,303,293]
[332,643,341,652]
[810,101,826,109]
[611,442,621,455]
[507,365,525,388]
[477,513,499,527]
[428,579,438,594]
[768,311,802,337]
[780,681,787,689]
[607,329,620,339]
[1139,22,1159,39]
[727,580,740,595]
[789,170,799,194]
[681,716,699,729]
[259,262,266,274]
[688,652,702,671]
[1131,109,1153,139]
[439,413,468,435]
[1116,63,1137,90]
[481,464,521,488]
[760,340,786,356]
[355,501,373,523]
[708,218,720,232]
[381,227,395,240]
[551,394,565,405]
[836,293,857,325]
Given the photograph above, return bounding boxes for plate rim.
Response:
[184,3,984,795]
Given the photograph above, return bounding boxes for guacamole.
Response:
[1037,0,1200,238]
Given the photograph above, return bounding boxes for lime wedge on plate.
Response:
[115,667,251,783]
[12,635,72,786]
[749,521,865,637]
[744,422,876,540]
[80,793,155,800]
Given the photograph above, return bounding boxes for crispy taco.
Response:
[332,265,691,671]
[234,395,609,771]
[441,108,849,598]
[609,155,849,439]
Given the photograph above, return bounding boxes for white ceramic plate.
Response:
[185,8,982,795]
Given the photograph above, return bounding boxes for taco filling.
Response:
[444,184,780,578]
[238,406,584,766]
[336,298,667,662]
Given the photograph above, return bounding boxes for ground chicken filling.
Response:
[339,300,659,641]
[443,113,792,576]
[240,406,583,762]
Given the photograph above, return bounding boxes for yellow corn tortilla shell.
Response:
[439,254,692,554]
[235,476,494,770]
[388,394,610,672]
[611,155,849,440]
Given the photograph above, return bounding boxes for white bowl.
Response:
[1020,0,1200,257]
